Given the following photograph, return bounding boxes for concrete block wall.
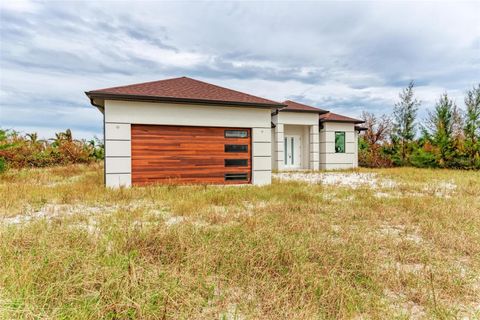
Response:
[319,122,358,170]
[252,127,272,185]
[104,123,132,187]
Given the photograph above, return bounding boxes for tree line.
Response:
[0,129,104,173]
[359,82,480,169]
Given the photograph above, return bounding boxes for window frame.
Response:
[335,131,346,153]
[224,130,249,138]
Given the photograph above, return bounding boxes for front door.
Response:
[284,135,301,168]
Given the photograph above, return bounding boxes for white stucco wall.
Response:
[104,100,272,187]
[271,112,319,171]
[319,122,358,170]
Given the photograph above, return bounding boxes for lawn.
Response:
[1,164,479,319]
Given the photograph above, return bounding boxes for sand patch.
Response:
[274,172,396,189]
[383,289,426,319]
[377,224,423,244]
[2,202,168,225]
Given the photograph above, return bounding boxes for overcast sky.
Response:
[1,1,479,139]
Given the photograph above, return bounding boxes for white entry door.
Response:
[284,135,301,168]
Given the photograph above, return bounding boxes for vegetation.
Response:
[359,84,480,169]
[0,129,104,173]
[391,81,420,165]
[0,165,479,319]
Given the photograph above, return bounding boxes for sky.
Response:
[1,0,479,139]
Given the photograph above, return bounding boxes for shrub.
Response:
[0,157,5,173]
[0,129,104,172]
[410,145,438,168]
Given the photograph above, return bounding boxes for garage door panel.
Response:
[131,125,251,185]
[133,172,250,185]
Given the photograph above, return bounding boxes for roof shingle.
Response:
[281,100,328,113]
[319,112,364,124]
[86,76,284,107]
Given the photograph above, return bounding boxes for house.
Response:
[86,77,364,187]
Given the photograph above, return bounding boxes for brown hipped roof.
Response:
[319,112,364,124]
[281,100,328,113]
[86,76,285,108]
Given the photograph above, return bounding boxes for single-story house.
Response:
[86,77,365,187]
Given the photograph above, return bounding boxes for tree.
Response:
[50,129,74,147]
[358,112,393,167]
[360,111,391,146]
[391,81,420,164]
[464,84,480,158]
[26,132,38,143]
[425,93,460,167]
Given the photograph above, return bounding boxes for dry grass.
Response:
[1,164,479,319]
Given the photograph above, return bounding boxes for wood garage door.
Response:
[131,125,252,185]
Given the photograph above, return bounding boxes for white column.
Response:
[310,125,320,170]
[353,130,359,168]
[274,123,284,171]
[319,124,327,170]
[252,127,272,185]
[104,122,132,188]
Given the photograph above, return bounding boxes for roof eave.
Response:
[319,119,365,124]
[281,109,329,114]
[85,92,286,109]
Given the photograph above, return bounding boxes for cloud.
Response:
[0,1,479,138]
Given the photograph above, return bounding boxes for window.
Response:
[224,159,248,167]
[291,137,294,165]
[335,132,345,153]
[225,173,248,181]
[284,137,295,165]
[225,144,248,153]
[225,130,248,138]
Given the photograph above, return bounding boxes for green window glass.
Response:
[335,132,345,153]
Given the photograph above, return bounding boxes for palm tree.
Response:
[26,132,38,144]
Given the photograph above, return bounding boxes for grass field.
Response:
[1,164,479,319]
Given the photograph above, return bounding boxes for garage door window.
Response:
[225,159,248,167]
[225,145,248,152]
[225,173,248,181]
[225,130,248,138]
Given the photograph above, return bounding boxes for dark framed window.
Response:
[225,144,248,153]
[225,130,248,138]
[335,132,346,153]
[225,173,248,181]
[224,159,248,167]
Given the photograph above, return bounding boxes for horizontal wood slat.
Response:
[131,125,251,185]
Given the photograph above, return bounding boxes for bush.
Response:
[410,147,438,168]
[0,129,104,172]
[358,138,393,168]
[0,157,5,173]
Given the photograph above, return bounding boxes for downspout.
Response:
[271,109,280,116]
